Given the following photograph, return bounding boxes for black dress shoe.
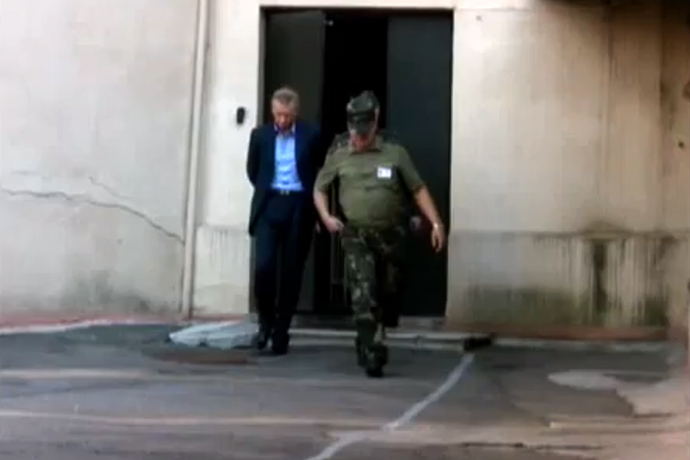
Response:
[271,332,290,355]
[366,366,384,378]
[463,335,494,352]
[255,327,272,351]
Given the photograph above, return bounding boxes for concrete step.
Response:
[168,320,671,353]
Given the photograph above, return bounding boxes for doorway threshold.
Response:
[292,314,446,331]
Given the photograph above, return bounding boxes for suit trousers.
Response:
[252,191,313,337]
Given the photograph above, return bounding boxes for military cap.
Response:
[346,91,379,136]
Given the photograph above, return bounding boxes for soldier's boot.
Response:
[355,337,367,367]
[354,324,374,368]
[355,320,384,377]
[357,321,388,378]
[355,340,387,369]
[365,343,388,378]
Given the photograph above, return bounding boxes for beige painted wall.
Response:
[195,0,690,334]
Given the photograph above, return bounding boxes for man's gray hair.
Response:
[272,86,300,109]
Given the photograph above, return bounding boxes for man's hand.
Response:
[321,214,344,233]
[412,187,445,253]
[430,223,446,253]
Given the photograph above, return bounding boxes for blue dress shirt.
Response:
[271,125,303,192]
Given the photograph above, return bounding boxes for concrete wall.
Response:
[197,0,689,337]
[449,0,690,335]
[0,0,198,317]
[192,0,260,315]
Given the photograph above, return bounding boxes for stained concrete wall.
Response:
[448,0,690,335]
[0,0,198,317]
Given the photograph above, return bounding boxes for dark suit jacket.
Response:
[245,120,324,235]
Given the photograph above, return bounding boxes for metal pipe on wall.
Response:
[181,0,210,319]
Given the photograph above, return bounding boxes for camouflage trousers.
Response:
[341,225,406,364]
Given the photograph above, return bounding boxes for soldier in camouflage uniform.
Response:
[313,91,446,378]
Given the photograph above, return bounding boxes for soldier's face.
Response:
[272,100,297,132]
[350,127,376,151]
[348,109,378,151]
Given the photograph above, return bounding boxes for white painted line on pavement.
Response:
[0,410,384,429]
[303,353,475,460]
[0,319,167,336]
[383,354,475,431]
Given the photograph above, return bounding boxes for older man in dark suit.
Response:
[246,87,324,355]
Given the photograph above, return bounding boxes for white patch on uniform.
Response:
[377,166,392,179]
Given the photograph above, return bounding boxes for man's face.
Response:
[349,127,376,151]
[349,109,379,151]
[272,100,297,132]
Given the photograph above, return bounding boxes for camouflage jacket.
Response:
[318,130,420,228]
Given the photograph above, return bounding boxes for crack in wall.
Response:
[0,187,183,243]
[86,176,132,202]
[10,171,134,203]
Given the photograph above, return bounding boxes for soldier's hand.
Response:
[322,215,344,233]
[430,223,446,253]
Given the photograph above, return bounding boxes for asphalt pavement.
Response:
[0,325,676,460]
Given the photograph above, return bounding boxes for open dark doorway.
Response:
[261,8,452,320]
[319,12,388,143]
[315,11,390,317]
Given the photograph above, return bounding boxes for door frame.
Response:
[259,0,455,9]
[256,3,457,321]
[256,2,455,123]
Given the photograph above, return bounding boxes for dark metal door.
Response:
[259,10,326,312]
[263,10,326,124]
[386,13,453,317]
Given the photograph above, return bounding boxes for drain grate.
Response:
[148,348,251,365]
